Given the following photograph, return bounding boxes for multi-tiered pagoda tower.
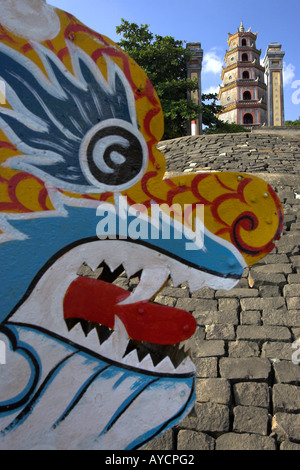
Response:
[218,21,267,129]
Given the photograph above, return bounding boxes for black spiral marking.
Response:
[232,213,261,256]
[86,125,145,188]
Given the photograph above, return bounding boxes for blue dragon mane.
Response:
[0,40,147,193]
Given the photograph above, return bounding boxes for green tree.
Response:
[204,120,247,134]
[116,19,203,140]
[285,117,300,126]
[201,93,223,129]
[200,93,248,134]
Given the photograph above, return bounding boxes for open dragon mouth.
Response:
[58,238,243,375]
[63,259,196,374]
[9,238,242,377]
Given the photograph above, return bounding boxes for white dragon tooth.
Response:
[122,258,145,279]
[85,327,101,351]
[100,242,126,272]
[121,349,140,368]
[187,270,207,293]
[187,269,239,293]
[83,256,104,272]
[154,356,175,373]
[99,316,129,361]
[138,354,156,372]
[103,256,123,273]
[114,315,129,338]
[175,357,196,374]
[178,341,190,353]
[75,245,103,272]
[169,263,189,288]
[118,266,169,305]
[67,322,85,344]
[98,333,117,359]
[67,321,102,354]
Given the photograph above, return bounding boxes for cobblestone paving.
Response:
[145,132,300,451]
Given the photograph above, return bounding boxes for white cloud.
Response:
[203,50,223,75]
[283,62,296,87]
[203,85,220,95]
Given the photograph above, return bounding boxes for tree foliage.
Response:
[285,117,300,126]
[116,20,240,139]
[201,93,223,128]
[200,95,246,134]
[116,19,205,139]
[204,120,247,134]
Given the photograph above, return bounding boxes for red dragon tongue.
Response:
[63,276,196,345]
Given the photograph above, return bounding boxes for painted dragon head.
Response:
[0,2,283,450]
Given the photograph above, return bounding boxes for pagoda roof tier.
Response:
[225,46,262,59]
[221,61,265,80]
[219,80,267,93]
[227,30,258,45]
[219,100,267,114]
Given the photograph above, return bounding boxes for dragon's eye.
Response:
[80,119,148,192]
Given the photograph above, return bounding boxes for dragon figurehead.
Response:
[0,1,283,450]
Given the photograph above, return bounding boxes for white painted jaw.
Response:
[8,239,239,376]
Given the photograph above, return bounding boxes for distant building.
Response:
[263,43,285,126]
[218,21,267,129]
[218,21,285,129]
[186,42,203,135]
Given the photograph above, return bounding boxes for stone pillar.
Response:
[263,43,285,126]
[186,42,203,135]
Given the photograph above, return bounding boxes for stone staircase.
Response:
[159,132,300,176]
[144,132,300,451]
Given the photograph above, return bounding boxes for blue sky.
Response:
[51,0,300,121]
